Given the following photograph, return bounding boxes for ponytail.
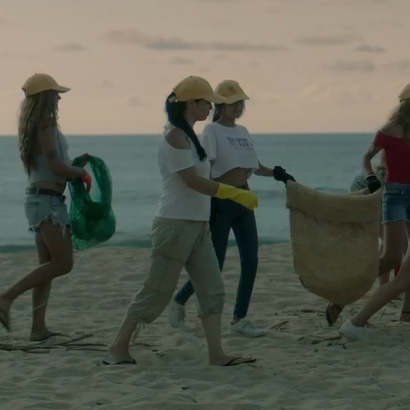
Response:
[165,92,207,161]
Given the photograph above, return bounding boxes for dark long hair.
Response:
[212,104,224,122]
[165,92,207,161]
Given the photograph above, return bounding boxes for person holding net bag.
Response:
[0,74,90,338]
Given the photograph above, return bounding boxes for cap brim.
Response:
[206,93,227,104]
[53,85,70,93]
[225,93,250,104]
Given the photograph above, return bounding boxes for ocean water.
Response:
[0,133,375,252]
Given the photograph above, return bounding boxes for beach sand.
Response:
[1,244,410,410]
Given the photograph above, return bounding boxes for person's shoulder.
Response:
[164,127,190,150]
[202,122,219,132]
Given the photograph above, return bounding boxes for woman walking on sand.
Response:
[0,73,90,339]
[104,76,258,366]
[168,80,295,337]
[326,151,407,326]
[340,83,410,341]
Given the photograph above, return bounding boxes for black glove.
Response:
[273,166,296,185]
[366,174,381,193]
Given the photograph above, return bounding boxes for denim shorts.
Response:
[382,182,410,224]
[24,192,70,234]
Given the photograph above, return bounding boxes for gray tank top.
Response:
[28,129,71,185]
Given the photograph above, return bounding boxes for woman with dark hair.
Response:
[169,80,295,337]
[104,76,258,366]
[0,73,89,338]
[340,84,410,341]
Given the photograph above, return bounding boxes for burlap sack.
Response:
[286,181,382,305]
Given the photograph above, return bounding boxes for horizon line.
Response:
[0,131,377,137]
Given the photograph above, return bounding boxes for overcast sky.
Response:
[0,0,408,135]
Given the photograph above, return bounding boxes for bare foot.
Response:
[0,296,11,331]
[209,354,256,367]
[102,344,136,365]
[30,329,65,342]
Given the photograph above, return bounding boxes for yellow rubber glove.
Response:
[215,183,258,210]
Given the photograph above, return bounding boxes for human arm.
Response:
[362,133,385,193]
[165,128,258,208]
[38,126,86,179]
[254,163,273,177]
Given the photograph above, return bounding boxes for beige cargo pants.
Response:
[126,217,225,323]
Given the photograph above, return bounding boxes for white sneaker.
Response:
[339,320,368,342]
[230,319,266,338]
[168,295,186,329]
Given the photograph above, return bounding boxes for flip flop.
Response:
[0,307,10,331]
[325,303,344,327]
[102,356,136,366]
[31,332,66,342]
[221,357,256,367]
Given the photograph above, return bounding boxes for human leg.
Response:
[340,182,410,340]
[185,224,255,366]
[378,222,390,286]
[0,195,72,331]
[229,208,265,337]
[328,187,407,328]
[30,234,57,341]
[0,221,73,331]
[170,199,231,328]
[106,219,196,364]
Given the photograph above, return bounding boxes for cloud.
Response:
[302,81,372,105]
[102,29,287,52]
[323,60,376,72]
[170,57,194,65]
[54,43,87,52]
[295,35,361,46]
[355,45,386,53]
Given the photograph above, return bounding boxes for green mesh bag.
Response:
[68,154,116,251]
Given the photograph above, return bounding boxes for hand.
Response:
[214,183,258,210]
[78,153,89,168]
[81,171,92,192]
[273,166,296,185]
[366,174,381,193]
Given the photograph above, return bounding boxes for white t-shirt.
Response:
[155,127,211,221]
[200,122,260,179]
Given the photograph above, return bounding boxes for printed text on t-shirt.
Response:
[227,136,253,149]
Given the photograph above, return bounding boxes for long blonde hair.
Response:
[381,99,410,142]
[18,90,59,175]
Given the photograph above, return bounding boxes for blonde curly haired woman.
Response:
[0,74,89,339]
[340,83,410,341]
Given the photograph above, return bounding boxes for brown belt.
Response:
[26,187,66,201]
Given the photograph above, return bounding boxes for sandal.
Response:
[325,303,344,327]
